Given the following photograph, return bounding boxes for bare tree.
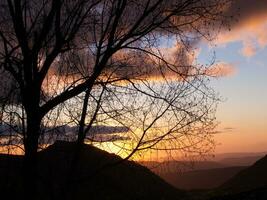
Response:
[0,0,232,199]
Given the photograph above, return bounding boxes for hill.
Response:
[209,188,267,200]
[220,154,267,193]
[182,155,267,200]
[0,141,184,200]
[161,166,246,190]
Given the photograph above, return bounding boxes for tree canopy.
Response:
[0,0,232,161]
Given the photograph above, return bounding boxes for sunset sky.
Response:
[200,0,267,153]
[1,0,266,159]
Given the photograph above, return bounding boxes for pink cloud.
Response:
[215,0,267,57]
[106,43,199,82]
[204,62,237,77]
[240,40,258,57]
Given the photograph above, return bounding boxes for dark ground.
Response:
[1,141,267,200]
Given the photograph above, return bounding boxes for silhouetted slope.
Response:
[0,141,184,200]
[161,166,246,190]
[210,188,267,200]
[220,155,267,193]
[183,155,267,200]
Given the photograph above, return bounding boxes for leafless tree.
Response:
[0,0,232,199]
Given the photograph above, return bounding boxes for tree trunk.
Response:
[23,91,41,200]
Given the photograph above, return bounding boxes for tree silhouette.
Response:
[0,0,232,199]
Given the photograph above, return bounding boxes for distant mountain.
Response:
[140,160,226,174]
[218,155,264,166]
[140,160,248,190]
[0,141,184,200]
[213,152,267,161]
[161,166,246,190]
[220,155,267,193]
[140,151,267,173]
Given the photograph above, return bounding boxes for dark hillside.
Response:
[161,166,246,190]
[220,155,267,193]
[210,188,267,200]
[0,141,184,200]
[206,155,267,200]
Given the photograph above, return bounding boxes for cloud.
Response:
[0,124,131,146]
[100,41,238,84]
[213,126,235,134]
[1,124,130,136]
[212,127,235,134]
[86,125,130,135]
[240,40,258,57]
[86,134,130,142]
[223,127,235,131]
[225,0,267,26]
[45,125,131,143]
[106,42,201,83]
[44,125,129,135]
[204,62,237,77]
[216,0,267,57]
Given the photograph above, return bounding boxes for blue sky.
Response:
[200,40,267,153]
